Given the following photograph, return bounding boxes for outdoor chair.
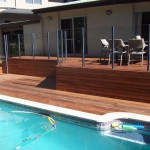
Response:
[128,39,147,65]
[108,39,128,65]
[100,39,110,61]
[135,35,141,39]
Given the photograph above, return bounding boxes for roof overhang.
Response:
[0,8,41,20]
[0,8,33,14]
[0,20,40,28]
[33,0,150,14]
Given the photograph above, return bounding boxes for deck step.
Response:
[56,67,150,104]
[2,58,57,77]
[2,57,150,104]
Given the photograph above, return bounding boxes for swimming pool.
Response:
[0,99,150,150]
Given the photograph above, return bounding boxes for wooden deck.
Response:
[0,74,149,116]
[59,57,148,72]
[2,56,148,72]
[2,56,150,104]
[57,57,150,104]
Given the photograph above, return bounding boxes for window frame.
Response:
[26,0,41,4]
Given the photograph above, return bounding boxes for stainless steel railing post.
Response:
[61,30,64,62]
[47,32,50,60]
[18,34,21,58]
[112,25,115,70]
[56,29,60,66]
[4,35,9,74]
[64,31,67,59]
[147,24,150,72]
[32,33,35,59]
[82,28,85,68]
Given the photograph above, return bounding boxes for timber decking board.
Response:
[2,57,57,77]
[2,57,150,104]
[56,66,150,103]
[60,57,148,72]
[0,74,149,116]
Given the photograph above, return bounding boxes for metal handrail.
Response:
[18,34,21,58]
[61,30,64,62]
[47,32,50,60]
[64,31,67,59]
[56,29,60,66]
[147,24,150,72]
[4,35,9,74]
[82,28,85,68]
[112,25,115,70]
[32,33,35,59]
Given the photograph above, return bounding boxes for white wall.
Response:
[41,12,59,56]
[40,3,134,57]
[0,0,15,8]
[87,4,133,56]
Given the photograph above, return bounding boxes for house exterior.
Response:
[0,0,150,57]
[32,0,150,57]
[0,0,66,56]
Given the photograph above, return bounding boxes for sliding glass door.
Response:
[61,17,87,55]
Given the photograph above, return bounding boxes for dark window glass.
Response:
[64,0,77,2]
[142,12,150,41]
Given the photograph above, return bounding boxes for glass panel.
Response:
[66,39,73,54]
[2,30,24,57]
[34,0,41,4]
[74,17,87,54]
[61,19,73,54]
[61,17,87,54]
[61,19,72,39]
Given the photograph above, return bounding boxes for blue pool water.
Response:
[0,100,150,150]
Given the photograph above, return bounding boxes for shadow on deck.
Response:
[37,76,56,89]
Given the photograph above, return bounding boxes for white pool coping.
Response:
[0,94,150,123]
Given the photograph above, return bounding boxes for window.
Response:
[142,12,150,41]
[34,0,41,4]
[5,20,11,23]
[61,17,87,54]
[0,0,6,2]
[26,0,33,4]
[26,0,41,4]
